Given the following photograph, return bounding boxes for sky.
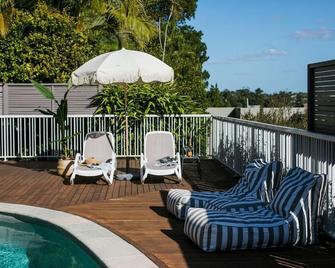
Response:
[190,0,335,93]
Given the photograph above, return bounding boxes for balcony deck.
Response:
[0,159,334,267]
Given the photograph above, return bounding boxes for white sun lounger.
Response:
[140,131,182,184]
[70,132,117,185]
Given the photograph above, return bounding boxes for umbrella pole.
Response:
[124,84,129,172]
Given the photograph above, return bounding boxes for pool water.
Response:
[0,214,102,268]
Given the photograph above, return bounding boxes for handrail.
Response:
[0,114,211,119]
[214,116,335,143]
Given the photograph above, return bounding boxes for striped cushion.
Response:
[166,159,281,220]
[285,174,322,245]
[255,161,283,202]
[166,190,222,219]
[269,167,318,218]
[184,207,290,252]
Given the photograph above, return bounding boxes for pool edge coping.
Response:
[0,202,157,268]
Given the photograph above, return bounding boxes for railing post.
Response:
[251,126,255,159]
[233,122,237,171]
[290,134,296,170]
[208,116,213,157]
[275,131,280,161]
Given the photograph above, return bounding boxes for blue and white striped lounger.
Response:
[166,160,282,219]
[184,168,326,252]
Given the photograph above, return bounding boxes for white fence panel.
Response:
[0,114,212,159]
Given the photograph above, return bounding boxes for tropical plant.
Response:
[90,84,202,119]
[109,0,157,49]
[31,80,74,159]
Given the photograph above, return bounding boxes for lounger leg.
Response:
[108,169,115,185]
[141,170,148,184]
[140,166,143,180]
[70,172,76,185]
[176,166,182,183]
[103,170,113,185]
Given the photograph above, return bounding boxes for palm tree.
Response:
[0,0,157,50]
[41,0,155,50]
[109,0,156,50]
[0,0,14,37]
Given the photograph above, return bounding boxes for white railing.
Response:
[212,116,335,238]
[0,114,212,159]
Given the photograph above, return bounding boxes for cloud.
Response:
[208,48,288,65]
[293,27,335,40]
[264,48,288,56]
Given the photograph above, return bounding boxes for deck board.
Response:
[0,159,193,208]
[0,159,334,267]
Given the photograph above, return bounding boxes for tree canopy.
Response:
[0,0,208,107]
[207,87,307,108]
[0,3,95,82]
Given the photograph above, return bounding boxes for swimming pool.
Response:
[0,213,103,268]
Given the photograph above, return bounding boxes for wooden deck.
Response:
[0,159,334,267]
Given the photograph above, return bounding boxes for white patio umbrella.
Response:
[70,48,174,168]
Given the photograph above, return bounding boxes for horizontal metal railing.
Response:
[0,114,212,159]
[212,116,335,238]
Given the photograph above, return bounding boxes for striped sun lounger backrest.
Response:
[269,167,326,245]
[224,159,266,196]
[269,167,316,218]
[255,161,283,202]
[243,159,283,202]
[225,159,282,202]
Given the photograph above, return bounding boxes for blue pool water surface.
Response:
[0,213,102,268]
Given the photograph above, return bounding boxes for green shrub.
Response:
[243,108,307,129]
[90,83,203,118]
[0,3,95,82]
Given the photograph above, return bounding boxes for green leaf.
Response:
[35,108,56,117]
[31,80,55,100]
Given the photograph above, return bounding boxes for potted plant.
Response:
[32,80,75,177]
